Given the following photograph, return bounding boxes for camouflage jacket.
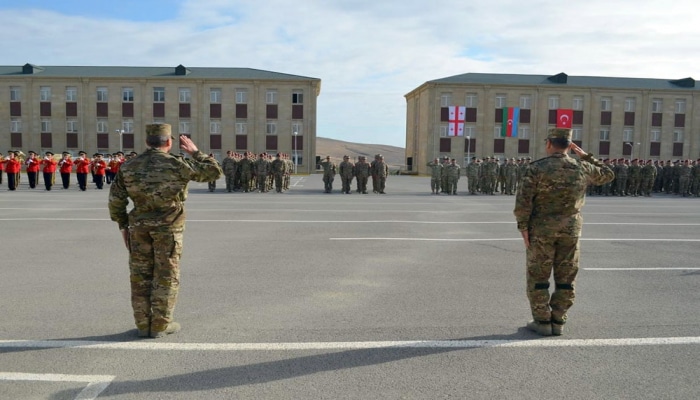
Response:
[109,148,222,230]
[514,152,614,237]
[427,162,443,179]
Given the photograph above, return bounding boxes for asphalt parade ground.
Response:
[1,175,699,399]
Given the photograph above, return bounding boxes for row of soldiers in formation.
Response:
[428,155,700,198]
[587,158,700,197]
[319,154,390,194]
[0,149,137,191]
[427,156,531,195]
[218,151,294,193]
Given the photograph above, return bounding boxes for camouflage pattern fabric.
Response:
[514,151,614,324]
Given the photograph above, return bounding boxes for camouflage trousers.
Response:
[430,177,440,192]
[526,235,580,325]
[341,176,353,193]
[129,226,184,333]
[356,175,368,193]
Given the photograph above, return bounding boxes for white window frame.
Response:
[673,130,684,143]
[235,121,247,135]
[599,128,610,141]
[66,87,77,102]
[439,125,448,137]
[96,87,108,102]
[624,97,636,112]
[548,96,559,110]
[622,128,634,142]
[40,86,51,101]
[518,126,530,139]
[210,120,222,134]
[292,90,304,104]
[179,88,191,103]
[41,119,51,133]
[572,127,582,141]
[179,120,191,134]
[10,86,21,101]
[122,87,134,102]
[97,119,108,133]
[650,129,661,142]
[651,99,663,113]
[494,126,502,139]
[153,87,165,102]
[572,96,584,111]
[495,95,506,109]
[235,89,248,104]
[10,118,21,132]
[266,90,278,104]
[465,93,477,108]
[292,122,303,135]
[520,95,532,109]
[66,120,78,133]
[122,119,134,133]
[266,121,277,135]
[600,97,612,111]
[440,93,451,107]
[210,88,222,104]
[675,99,686,114]
[464,125,475,138]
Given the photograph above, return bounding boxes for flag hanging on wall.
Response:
[556,109,573,128]
[501,107,519,137]
[448,106,466,136]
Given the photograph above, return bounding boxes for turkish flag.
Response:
[556,109,573,128]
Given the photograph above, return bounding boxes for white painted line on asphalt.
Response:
[0,372,114,400]
[330,238,700,242]
[585,268,700,271]
[0,337,699,351]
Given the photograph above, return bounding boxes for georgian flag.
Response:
[557,109,574,128]
[448,106,466,136]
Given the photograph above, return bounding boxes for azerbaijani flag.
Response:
[501,107,519,137]
[556,109,573,128]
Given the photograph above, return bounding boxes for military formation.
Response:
[587,158,700,197]
[0,149,138,191]
[425,155,700,198]
[319,154,389,194]
[219,151,295,193]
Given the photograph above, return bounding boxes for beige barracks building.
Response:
[405,72,700,175]
[0,63,320,173]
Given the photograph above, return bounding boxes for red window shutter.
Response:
[123,134,134,149]
[292,136,303,150]
[210,135,222,150]
[464,138,475,152]
[66,133,78,148]
[651,113,662,127]
[40,102,52,117]
[672,143,683,157]
[122,103,134,118]
[153,103,165,118]
[649,142,661,157]
[622,143,632,156]
[292,105,303,119]
[624,112,635,126]
[41,133,52,148]
[266,104,278,119]
[441,107,449,122]
[465,108,477,123]
[600,111,612,125]
[66,102,78,117]
[548,110,557,124]
[96,103,108,117]
[210,104,222,119]
[236,104,247,119]
[674,114,685,127]
[179,103,191,118]
[266,135,278,150]
[493,138,505,153]
[235,135,247,150]
[519,109,530,123]
[97,133,109,149]
[598,141,610,155]
[495,109,504,123]
[573,111,584,125]
[439,137,451,152]
[11,133,23,148]
[518,139,530,154]
[10,102,21,116]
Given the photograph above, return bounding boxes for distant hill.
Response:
[316,137,405,169]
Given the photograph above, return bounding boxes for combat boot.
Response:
[137,325,150,338]
[150,322,181,338]
[551,322,564,336]
[526,320,552,336]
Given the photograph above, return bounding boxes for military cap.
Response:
[116,151,124,156]
[325,155,331,159]
[130,151,137,156]
[343,155,349,159]
[62,151,70,155]
[547,128,572,140]
[526,157,532,160]
[145,123,172,137]
[276,153,281,157]
[78,151,87,155]
[28,150,37,155]
[45,151,54,156]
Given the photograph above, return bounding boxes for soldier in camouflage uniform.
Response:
[427,157,443,194]
[466,157,480,195]
[270,153,287,193]
[445,158,460,195]
[504,158,518,195]
[221,151,236,192]
[639,159,656,197]
[338,155,355,194]
[627,159,641,197]
[238,153,254,192]
[354,156,371,194]
[514,128,614,337]
[320,155,337,193]
[373,154,389,194]
[615,158,629,196]
[440,156,450,193]
[108,124,222,338]
[692,159,700,197]
[662,160,674,193]
[678,159,692,196]
[254,153,270,193]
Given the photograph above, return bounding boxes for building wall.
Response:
[405,81,699,175]
[0,72,319,173]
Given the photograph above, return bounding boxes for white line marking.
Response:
[0,372,114,400]
[0,337,699,351]
[585,268,700,271]
[329,238,700,242]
